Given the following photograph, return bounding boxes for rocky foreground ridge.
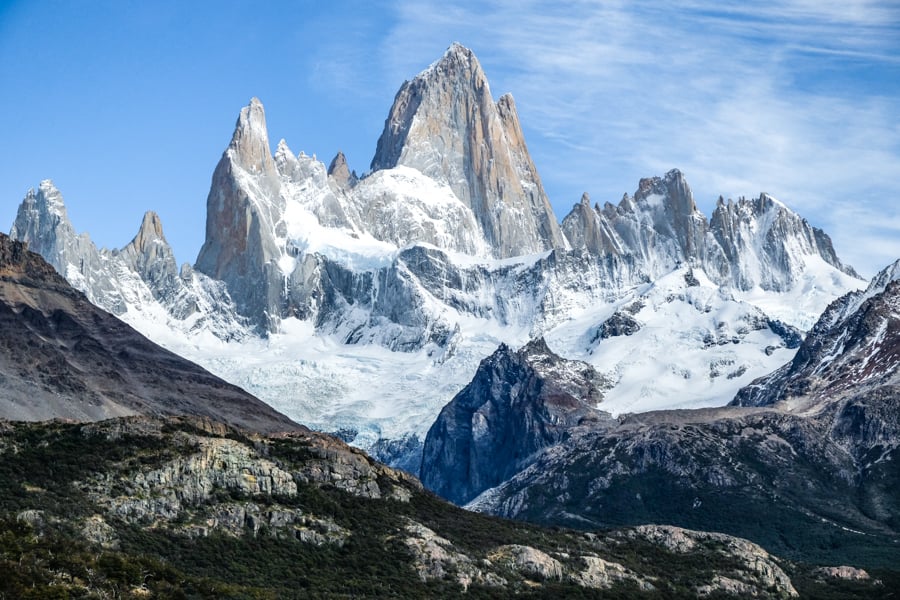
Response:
[7,414,888,598]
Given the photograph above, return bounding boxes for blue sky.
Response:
[1,1,899,277]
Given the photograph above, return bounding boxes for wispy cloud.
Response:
[374,0,900,276]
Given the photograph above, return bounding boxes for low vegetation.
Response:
[0,418,894,598]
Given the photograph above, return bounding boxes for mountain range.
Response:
[3,41,899,595]
[8,43,863,473]
[0,233,837,598]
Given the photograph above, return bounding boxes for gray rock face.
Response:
[708,193,858,290]
[421,338,609,504]
[466,390,900,567]
[119,211,182,305]
[195,97,284,332]
[560,193,624,256]
[327,150,357,191]
[75,416,417,544]
[371,42,567,258]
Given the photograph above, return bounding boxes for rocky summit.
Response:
[421,337,609,505]
[371,42,567,258]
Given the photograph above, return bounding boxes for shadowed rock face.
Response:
[421,337,609,505]
[371,43,567,258]
[0,233,301,434]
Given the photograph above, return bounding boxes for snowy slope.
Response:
[545,268,798,415]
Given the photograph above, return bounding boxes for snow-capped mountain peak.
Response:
[370,43,567,258]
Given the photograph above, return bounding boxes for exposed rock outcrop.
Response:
[623,525,797,597]
[421,337,609,504]
[590,310,642,341]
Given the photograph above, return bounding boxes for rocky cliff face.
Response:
[421,338,609,504]
[560,192,625,256]
[371,42,567,258]
[195,97,285,331]
[0,232,298,433]
[707,193,857,291]
[119,211,183,306]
